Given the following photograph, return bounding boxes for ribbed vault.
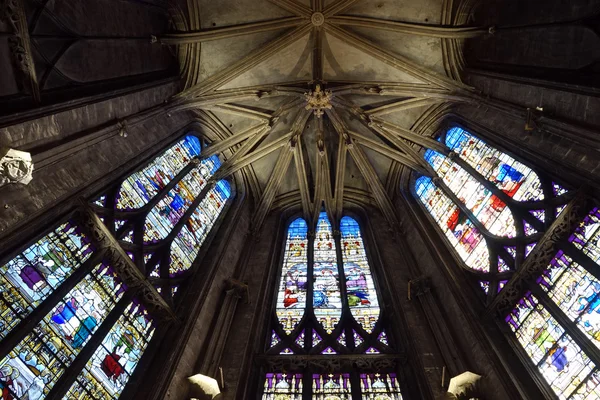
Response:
[157,0,489,231]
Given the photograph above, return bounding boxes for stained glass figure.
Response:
[115,135,202,210]
[312,373,351,399]
[0,222,94,339]
[314,212,342,334]
[66,302,154,399]
[262,373,302,400]
[276,218,308,334]
[143,155,220,243]
[0,263,125,398]
[340,217,380,333]
[424,149,516,237]
[360,373,403,399]
[445,127,543,202]
[415,176,489,272]
[506,293,593,398]
[169,180,231,276]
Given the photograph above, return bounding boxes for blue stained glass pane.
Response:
[415,176,489,272]
[0,263,125,399]
[169,180,231,276]
[0,222,94,339]
[445,127,543,201]
[314,212,342,334]
[143,155,221,243]
[66,302,155,399]
[276,218,308,335]
[116,135,202,210]
[340,217,380,333]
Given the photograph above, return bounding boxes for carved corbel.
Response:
[0,147,33,187]
[1,0,40,101]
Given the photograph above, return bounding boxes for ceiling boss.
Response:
[304,84,333,118]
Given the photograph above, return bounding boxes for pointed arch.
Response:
[411,124,600,398]
[260,211,403,398]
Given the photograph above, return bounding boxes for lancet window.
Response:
[0,132,232,399]
[413,126,570,295]
[261,212,402,399]
[412,125,600,398]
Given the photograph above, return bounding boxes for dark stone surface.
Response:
[0,80,180,236]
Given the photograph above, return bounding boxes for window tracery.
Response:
[0,132,232,399]
[262,212,402,399]
[413,125,600,399]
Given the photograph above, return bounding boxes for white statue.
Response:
[0,148,33,187]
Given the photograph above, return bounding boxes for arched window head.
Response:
[413,127,600,398]
[276,218,308,334]
[93,132,233,295]
[340,216,380,333]
[115,135,202,210]
[414,125,570,297]
[263,212,402,398]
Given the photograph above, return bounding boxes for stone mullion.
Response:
[112,158,198,220]
[486,190,591,317]
[561,240,600,283]
[448,153,543,233]
[530,286,600,372]
[149,182,216,247]
[0,248,104,361]
[78,204,176,322]
[45,293,133,400]
[307,229,316,324]
[332,220,351,328]
[432,178,515,245]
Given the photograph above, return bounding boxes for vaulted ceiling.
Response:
[158,0,483,230]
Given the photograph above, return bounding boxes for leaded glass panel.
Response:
[0,222,93,339]
[276,218,308,334]
[340,217,380,333]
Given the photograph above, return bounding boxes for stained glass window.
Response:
[262,373,302,399]
[313,373,351,399]
[340,217,380,333]
[313,213,342,334]
[414,125,570,299]
[0,222,94,339]
[115,135,202,210]
[66,302,154,399]
[264,212,401,398]
[506,294,593,398]
[92,132,233,281]
[0,262,125,398]
[276,218,308,334]
[0,132,233,399]
[410,126,600,398]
